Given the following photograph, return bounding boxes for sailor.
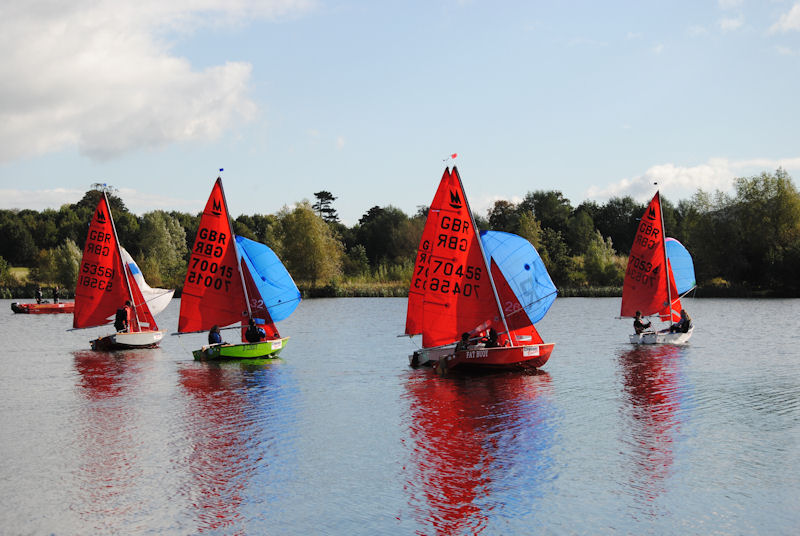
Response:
[35,287,43,304]
[633,311,651,334]
[208,325,224,345]
[245,318,266,343]
[114,300,132,332]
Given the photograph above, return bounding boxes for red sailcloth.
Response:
[73,197,130,329]
[621,192,681,323]
[406,167,504,348]
[178,178,247,333]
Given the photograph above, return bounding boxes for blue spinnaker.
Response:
[480,230,557,324]
[665,237,696,295]
[236,236,301,322]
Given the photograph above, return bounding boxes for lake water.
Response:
[1,297,798,535]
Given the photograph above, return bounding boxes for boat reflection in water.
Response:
[176,360,297,534]
[617,345,688,511]
[402,370,556,534]
[71,349,158,532]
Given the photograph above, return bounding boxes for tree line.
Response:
[1,169,798,297]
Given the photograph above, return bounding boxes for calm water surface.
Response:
[1,297,798,535]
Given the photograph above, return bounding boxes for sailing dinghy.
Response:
[73,192,174,350]
[621,191,696,345]
[178,176,301,360]
[405,166,557,374]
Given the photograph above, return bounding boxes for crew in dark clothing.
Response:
[114,300,132,332]
[52,286,59,304]
[208,325,223,345]
[35,287,43,304]
[670,309,692,333]
[482,328,499,348]
[634,311,651,334]
[245,318,266,343]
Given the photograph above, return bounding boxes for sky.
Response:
[0,0,798,225]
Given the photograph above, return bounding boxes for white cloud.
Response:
[770,3,800,33]
[585,157,800,202]
[0,1,315,163]
[652,43,665,54]
[336,136,346,150]
[718,16,744,32]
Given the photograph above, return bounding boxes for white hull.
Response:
[629,326,693,345]
[409,345,455,367]
[91,330,165,350]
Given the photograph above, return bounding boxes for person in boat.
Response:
[634,311,652,334]
[35,287,43,304]
[114,300,132,332]
[481,328,500,348]
[455,332,471,352]
[670,309,692,333]
[245,318,266,343]
[208,325,225,345]
[52,286,59,304]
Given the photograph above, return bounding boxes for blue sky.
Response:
[1,0,798,225]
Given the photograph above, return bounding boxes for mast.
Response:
[103,189,138,329]
[657,190,673,321]
[217,175,254,320]
[452,166,512,338]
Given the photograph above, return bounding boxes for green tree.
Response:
[488,200,519,232]
[278,202,343,286]
[312,191,340,223]
[594,196,644,255]
[520,190,572,234]
[516,211,543,250]
[138,211,188,288]
[584,231,623,286]
[565,209,595,255]
[54,239,82,290]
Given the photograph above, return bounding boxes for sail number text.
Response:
[193,227,228,258]
[186,257,234,291]
[626,254,658,286]
[78,263,115,291]
[635,220,660,249]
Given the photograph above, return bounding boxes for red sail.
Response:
[405,168,451,336]
[73,197,129,329]
[621,192,678,321]
[126,264,158,332]
[239,258,280,342]
[417,167,504,348]
[178,178,246,333]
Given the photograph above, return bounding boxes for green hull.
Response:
[193,337,289,361]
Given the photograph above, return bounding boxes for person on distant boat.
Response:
[35,287,43,304]
[455,332,471,352]
[481,328,500,348]
[208,325,224,345]
[634,311,652,334]
[52,286,59,304]
[114,300,132,332]
[670,309,692,333]
[245,318,266,343]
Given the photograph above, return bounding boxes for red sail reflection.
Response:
[403,371,554,534]
[177,363,271,534]
[618,345,685,505]
[72,350,153,529]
